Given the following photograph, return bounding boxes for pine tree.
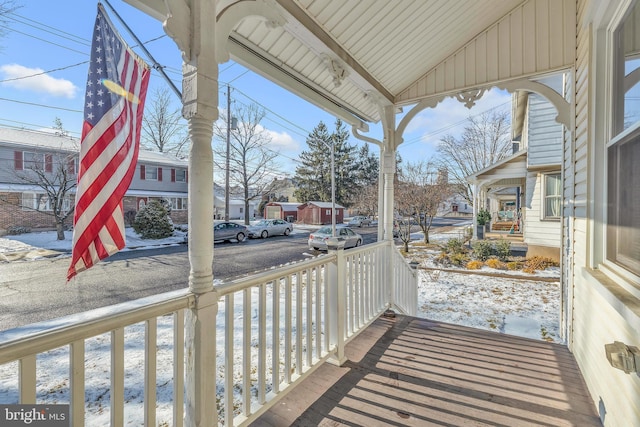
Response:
[293,120,358,207]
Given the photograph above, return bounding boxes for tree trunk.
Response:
[56,222,65,240]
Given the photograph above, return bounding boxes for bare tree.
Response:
[350,183,378,217]
[399,161,454,245]
[141,87,189,158]
[0,1,21,50]
[1,142,77,240]
[437,110,511,205]
[213,103,280,224]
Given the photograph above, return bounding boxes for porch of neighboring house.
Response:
[251,315,601,427]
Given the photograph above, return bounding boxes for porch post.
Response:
[327,240,347,366]
[381,105,397,310]
[163,0,219,425]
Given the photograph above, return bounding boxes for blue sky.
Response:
[0,0,511,177]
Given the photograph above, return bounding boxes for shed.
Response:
[264,202,301,222]
[297,201,345,225]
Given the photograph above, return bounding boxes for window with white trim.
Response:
[543,173,562,220]
[145,166,158,180]
[22,193,71,212]
[169,197,187,210]
[23,152,45,170]
[175,169,186,182]
[608,3,640,277]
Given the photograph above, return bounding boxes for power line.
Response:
[0,97,82,113]
[0,61,89,83]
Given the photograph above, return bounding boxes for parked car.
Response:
[308,225,362,251]
[183,221,248,244]
[247,219,294,238]
[214,221,247,243]
[348,215,372,227]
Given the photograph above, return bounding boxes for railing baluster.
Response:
[296,271,303,375]
[243,288,251,417]
[323,263,330,352]
[145,317,157,427]
[272,279,280,394]
[19,355,36,404]
[284,275,292,384]
[314,266,321,360]
[306,269,312,367]
[258,283,266,404]
[174,310,184,427]
[70,339,85,427]
[225,293,234,426]
[111,328,125,427]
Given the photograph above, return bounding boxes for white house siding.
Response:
[523,171,560,252]
[569,1,640,425]
[527,93,563,168]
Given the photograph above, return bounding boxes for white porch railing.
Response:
[0,241,417,426]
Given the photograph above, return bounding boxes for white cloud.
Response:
[0,64,77,98]
[257,125,300,154]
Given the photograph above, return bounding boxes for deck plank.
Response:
[250,315,601,427]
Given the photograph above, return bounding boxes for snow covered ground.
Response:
[0,222,562,425]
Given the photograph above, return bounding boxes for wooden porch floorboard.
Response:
[250,315,601,427]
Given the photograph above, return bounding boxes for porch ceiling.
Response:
[124,0,575,129]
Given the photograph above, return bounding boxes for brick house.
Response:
[0,127,188,233]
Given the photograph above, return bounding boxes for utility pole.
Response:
[225,85,231,221]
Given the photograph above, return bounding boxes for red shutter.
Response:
[140,164,146,180]
[185,170,188,183]
[45,154,53,172]
[14,151,23,170]
[171,168,176,182]
[158,167,162,181]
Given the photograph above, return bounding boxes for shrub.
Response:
[522,256,559,273]
[6,226,31,235]
[494,239,511,261]
[485,258,505,270]
[434,252,451,267]
[476,209,491,225]
[124,210,137,226]
[445,238,465,255]
[466,260,483,270]
[133,200,174,239]
[471,240,493,261]
[506,261,521,270]
[450,252,469,267]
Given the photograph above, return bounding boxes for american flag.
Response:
[67,5,150,280]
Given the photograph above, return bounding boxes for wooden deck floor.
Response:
[250,315,602,427]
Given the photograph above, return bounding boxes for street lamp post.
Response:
[311,136,336,237]
[329,138,336,237]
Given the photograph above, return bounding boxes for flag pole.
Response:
[102,0,182,100]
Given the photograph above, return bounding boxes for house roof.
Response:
[466,149,528,183]
[125,0,575,130]
[266,202,302,210]
[0,127,188,168]
[299,201,345,209]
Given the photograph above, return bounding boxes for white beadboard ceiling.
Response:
[125,0,575,127]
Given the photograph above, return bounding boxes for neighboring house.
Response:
[297,201,345,225]
[467,80,564,261]
[264,202,301,222]
[214,195,259,220]
[266,177,298,203]
[0,127,189,232]
[438,193,473,217]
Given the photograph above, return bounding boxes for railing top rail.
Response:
[0,288,193,364]
[342,240,389,257]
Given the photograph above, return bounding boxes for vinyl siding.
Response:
[570,1,640,425]
[527,94,563,168]
[523,172,560,248]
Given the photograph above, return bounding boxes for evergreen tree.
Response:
[293,120,357,207]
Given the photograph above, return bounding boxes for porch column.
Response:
[163,0,219,425]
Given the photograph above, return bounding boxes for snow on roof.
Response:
[301,201,345,209]
[0,127,187,167]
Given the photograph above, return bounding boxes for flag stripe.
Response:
[68,5,150,280]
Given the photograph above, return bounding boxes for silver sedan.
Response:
[308,225,362,251]
[247,219,294,238]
